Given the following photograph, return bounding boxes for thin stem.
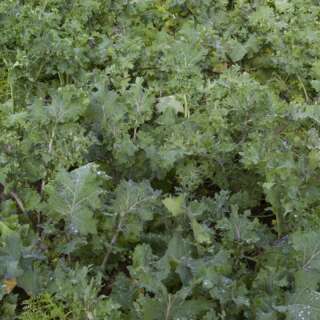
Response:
[2,59,14,106]
[41,124,56,194]
[297,75,309,102]
[38,124,57,236]
[275,210,282,239]
[101,195,155,270]
[165,294,172,320]
[183,94,190,118]
[58,72,64,86]
[241,255,259,263]
[101,215,124,270]
[10,82,14,105]
[133,124,138,141]
[35,60,46,82]
[1,183,27,217]
[48,125,56,154]
[257,213,276,218]
[10,191,26,213]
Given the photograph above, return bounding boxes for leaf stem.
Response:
[275,210,282,239]
[165,294,172,320]
[10,191,26,213]
[183,94,190,118]
[58,72,64,86]
[48,124,56,154]
[9,81,14,108]
[101,195,155,270]
[101,215,124,270]
[297,75,309,102]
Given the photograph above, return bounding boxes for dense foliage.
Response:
[1,0,320,319]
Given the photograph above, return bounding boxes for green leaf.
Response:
[0,222,14,238]
[217,206,260,244]
[47,163,102,235]
[156,96,184,114]
[292,231,320,272]
[277,289,320,320]
[162,195,185,216]
[30,86,89,124]
[191,219,212,244]
[227,40,247,62]
[130,244,167,295]
[0,232,22,278]
[111,180,159,220]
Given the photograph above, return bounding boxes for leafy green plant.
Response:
[19,293,67,320]
[1,0,320,319]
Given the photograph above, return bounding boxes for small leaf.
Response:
[191,219,211,244]
[163,195,185,216]
[227,40,247,62]
[0,222,14,238]
[156,96,184,114]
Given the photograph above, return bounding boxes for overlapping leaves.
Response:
[1,0,320,319]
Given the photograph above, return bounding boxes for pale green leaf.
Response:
[47,163,102,235]
[163,195,185,216]
[191,219,212,244]
[156,96,184,114]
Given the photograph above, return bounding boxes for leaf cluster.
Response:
[1,0,320,319]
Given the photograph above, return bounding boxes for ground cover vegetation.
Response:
[1,0,320,319]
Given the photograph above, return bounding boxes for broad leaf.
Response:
[292,231,320,272]
[47,163,102,235]
[277,289,320,320]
